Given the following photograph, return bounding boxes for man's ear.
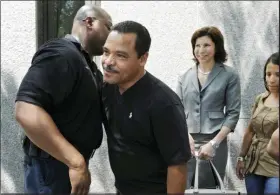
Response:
[139,52,149,67]
[83,17,95,29]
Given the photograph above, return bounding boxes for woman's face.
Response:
[194,35,216,65]
[266,62,279,93]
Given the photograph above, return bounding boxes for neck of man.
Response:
[118,69,146,95]
[71,32,94,59]
[199,60,215,72]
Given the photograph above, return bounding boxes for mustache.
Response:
[102,64,119,73]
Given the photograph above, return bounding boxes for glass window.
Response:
[36,0,86,48]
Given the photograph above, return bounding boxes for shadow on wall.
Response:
[1,71,24,193]
[0,72,114,193]
[201,1,279,191]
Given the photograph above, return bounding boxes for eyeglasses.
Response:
[83,17,112,31]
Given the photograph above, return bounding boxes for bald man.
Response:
[15,5,112,194]
[267,128,279,163]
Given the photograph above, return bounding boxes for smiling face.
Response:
[194,35,216,65]
[101,31,147,86]
[265,62,279,93]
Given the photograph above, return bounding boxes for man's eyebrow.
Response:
[102,47,129,56]
[116,50,129,55]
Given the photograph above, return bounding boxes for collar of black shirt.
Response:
[117,71,151,102]
[64,34,83,51]
[64,34,98,73]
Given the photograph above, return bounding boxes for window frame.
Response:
[36,0,101,48]
[36,0,102,66]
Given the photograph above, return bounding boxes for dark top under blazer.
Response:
[102,71,191,194]
[176,62,241,134]
[16,35,104,159]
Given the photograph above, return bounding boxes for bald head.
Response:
[71,5,112,57]
[74,5,111,22]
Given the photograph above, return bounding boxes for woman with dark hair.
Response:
[176,26,241,188]
[236,52,279,194]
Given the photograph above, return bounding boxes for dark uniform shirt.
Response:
[16,35,104,159]
[102,71,191,194]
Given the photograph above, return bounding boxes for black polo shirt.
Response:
[102,71,191,194]
[16,35,104,159]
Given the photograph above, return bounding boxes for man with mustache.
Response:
[14,5,112,194]
[102,21,191,194]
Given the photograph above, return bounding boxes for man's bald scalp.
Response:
[74,5,107,21]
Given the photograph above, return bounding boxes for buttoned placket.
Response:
[197,90,202,133]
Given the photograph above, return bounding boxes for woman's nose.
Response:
[271,74,277,80]
[199,47,206,53]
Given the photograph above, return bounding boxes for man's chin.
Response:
[104,78,118,84]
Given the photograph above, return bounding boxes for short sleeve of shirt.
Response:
[151,103,192,166]
[16,46,75,112]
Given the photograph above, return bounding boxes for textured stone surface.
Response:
[1,1,279,193]
[1,1,36,193]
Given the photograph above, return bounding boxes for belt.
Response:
[252,137,270,146]
[24,137,96,160]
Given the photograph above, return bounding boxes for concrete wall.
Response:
[1,1,279,193]
[1,1,37,193]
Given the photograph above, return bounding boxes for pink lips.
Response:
[104,71,112,76]
[104,71,117,78]
[268,85,279,90]
[198,55,207,59]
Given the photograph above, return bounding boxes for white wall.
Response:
[1,0,279,193]
[1,1,36,193]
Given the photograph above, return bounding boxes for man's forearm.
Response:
[167,163,187,194]
[15,101,85,169]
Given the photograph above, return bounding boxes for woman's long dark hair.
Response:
[263,52,279,91]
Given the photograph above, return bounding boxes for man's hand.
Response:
[198,142,215,160]
[188,133,195,156]
[69,160,91,195]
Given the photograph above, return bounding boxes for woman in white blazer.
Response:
[176,26,241,189]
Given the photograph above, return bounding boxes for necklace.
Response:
[198,66,211,75]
